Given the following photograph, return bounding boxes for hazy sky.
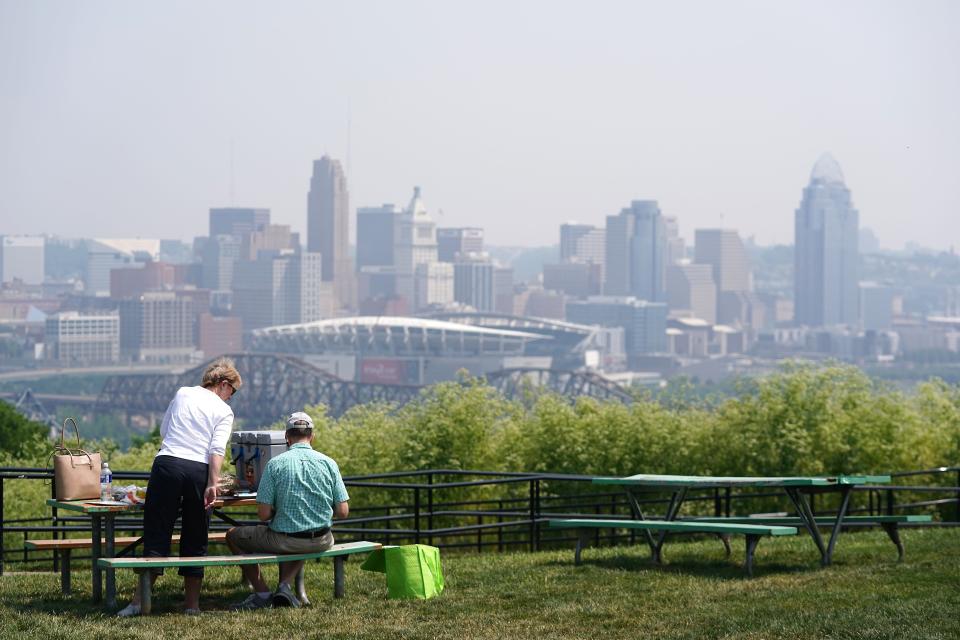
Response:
[1,1,958,250]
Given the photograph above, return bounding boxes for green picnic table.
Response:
[592,474,892,565]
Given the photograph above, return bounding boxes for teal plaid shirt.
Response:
[256,443,350,533]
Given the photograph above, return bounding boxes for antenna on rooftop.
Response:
[229,138,236,204]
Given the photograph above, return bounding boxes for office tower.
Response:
[394,187,438,305]
[794,154,860,327]
[663,217,685,266]
[566,296,668,356]
[543,262,603,297]
[666,263,717,324]
[494,266,514,315]
[454,255,495,311]
[560,224,605,264]
[110,262,178,298]
[604,201,666,301]
[241,224,297,261]
[85,239,160,296]
[437,228,484,262]
[119,292,198,362]
[44,311,120,363]
[201,235,243,292]
[694,229,751,293]
[209,208,270,237]
[307,156,353,309]
[357,204,401,270]
[860,282,894,331]
[0,236,45,285]
[232,250,329,330]
[415,262,454,309]
[197,314,243,358]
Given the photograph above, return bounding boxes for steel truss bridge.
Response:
[92,353,632,427]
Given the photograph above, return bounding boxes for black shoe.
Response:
[272,583,301,608]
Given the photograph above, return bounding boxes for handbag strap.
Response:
[60,417,81,451]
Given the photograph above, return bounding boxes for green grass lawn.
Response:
[1,528,958,640]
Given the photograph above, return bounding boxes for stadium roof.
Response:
[249,316,548,357]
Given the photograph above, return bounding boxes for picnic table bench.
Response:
[548,518,798,576]
[687,514,933,561]
[25,532,228,595]
[44,496,258,607]
[98,540,382,614]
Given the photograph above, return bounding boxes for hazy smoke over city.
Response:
[1,1,958,249]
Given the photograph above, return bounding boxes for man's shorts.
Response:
[227,525,334,555]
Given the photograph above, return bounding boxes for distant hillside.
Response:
[487,245,558,284]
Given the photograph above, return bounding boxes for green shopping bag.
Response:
[361,544,444,599]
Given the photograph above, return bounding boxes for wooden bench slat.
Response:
[24,532,228,551]
[97,541,381,569]
[547,518,797,536]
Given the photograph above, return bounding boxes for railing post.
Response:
[534,479,540,552]
[51,475,59,573]
[427,472,433,547]
[528,480,535,552]
[714,488,721,517]
[725,487,731,517]
[0,475,4,576]
[414,487,421,544]
[955,469,960,524]
[497,499,504,552]
[385,506,391,546]
[886,488,894,516]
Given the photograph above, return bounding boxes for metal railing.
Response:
[2,465,958,574]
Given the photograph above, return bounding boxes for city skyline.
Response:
[1,2,958,250]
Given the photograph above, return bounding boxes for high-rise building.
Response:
[241,224,298,261]
[454,255,495,311]
[663,217,685,266]
[119,291,197,362]
[209,208,270,237]
[44,311,120,363]
[415,262,454,310]
[694,229,751,293]
[201,235,243,292]
[494,266,515,315]
[394,187,438,305]
[559,224,605,264]
[357,204,401,271]
[794,154,860,327]
[604,201,666,301]
[85,239,160,296]
[307,156,353,309]
[437,228,484,262]
[0,236,45,285]
[543,262,603,297]
[197,313,243,359]
[566,296,668,357]
[232,250,329,330]
[667,263,717,324]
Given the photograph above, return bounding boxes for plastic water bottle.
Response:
[100,462,113,501]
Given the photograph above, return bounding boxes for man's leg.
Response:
[278,560,306,587]
[225,527,270,593]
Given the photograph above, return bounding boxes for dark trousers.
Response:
[143,455,210,577]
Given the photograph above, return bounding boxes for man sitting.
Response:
[225,411,349,609]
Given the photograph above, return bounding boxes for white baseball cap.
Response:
[285,412,314,430]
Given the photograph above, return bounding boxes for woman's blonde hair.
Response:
[201,357,243,392]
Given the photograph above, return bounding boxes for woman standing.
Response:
[117,357,242,616]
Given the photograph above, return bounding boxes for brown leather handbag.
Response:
[51,418,102,500]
